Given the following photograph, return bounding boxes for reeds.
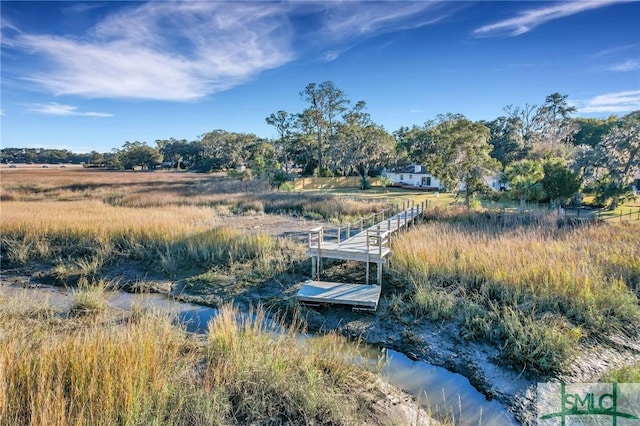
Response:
[391,211,640,374]
[205,305,368,424]
[0,168,385,222]
[0,293,192,426]
[0,293,384,426]
[601,363,640,382]
[1,170,385,281]
[1,199,304,283]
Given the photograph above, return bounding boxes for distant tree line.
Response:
[3,82,638,209]
[1,148,94,165]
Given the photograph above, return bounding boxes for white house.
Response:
[381,165,443,190]
[383,164,505,192]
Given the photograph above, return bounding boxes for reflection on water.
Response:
[107,292,218,333]
[360,346,518,425]
[1,285,516,425]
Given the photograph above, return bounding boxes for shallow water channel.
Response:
[1,285,517,425]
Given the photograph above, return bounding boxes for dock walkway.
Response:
[297,200,425,311]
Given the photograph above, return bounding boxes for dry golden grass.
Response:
[0,293,193,426]
[2,200,214,238]
[390,209,640,374]
[0,168,258,206]
[0,169,436,425]
[394,221,639,318]
[0,168,386,221]
[0,168,388,286]
[0,292,387,426]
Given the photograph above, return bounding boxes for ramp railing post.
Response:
[365,229,371,285]
[311,256,316,279]
[404,206,408,229]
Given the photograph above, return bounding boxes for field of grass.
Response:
[389,208,640,375]
[0,169,389,291]
[0,168,386,222]
[2,166,639,402]
[0,168,443,425]
[0,290,391,425]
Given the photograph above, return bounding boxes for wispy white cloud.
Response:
[28,102,113,117]
[6,2,294,101]
[322,45,354,62]
[62,2,105,15]
[3,1,455,98]
[474,1,630,37]
[578,90,640,113]
[608,59,640,72]
[314,1,455,61]
[593,43,637,57]
[319,2,449,41]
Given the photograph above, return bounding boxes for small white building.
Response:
[460,175,506,192]
[382,165,443,190]
[383,164,505,192]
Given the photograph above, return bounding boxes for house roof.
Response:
[387,165,430,174]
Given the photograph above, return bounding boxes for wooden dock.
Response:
[297,200,425,311]
[296,280,382,311]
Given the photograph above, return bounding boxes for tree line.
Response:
[2,82,638,209]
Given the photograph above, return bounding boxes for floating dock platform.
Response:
[296,280,382,311]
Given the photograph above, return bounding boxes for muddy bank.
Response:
[298,295,640,425]
[4,263,640,426]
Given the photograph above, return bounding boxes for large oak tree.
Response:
[414,114,500,208]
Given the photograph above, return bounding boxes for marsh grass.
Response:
[0,294,192,426]
[1,170,383,284]
[0,294,384,426]
[0,168,385,222]
[391,209,640,374]
[70,280,108,316]
[0,199,306,285]
[601,363,640,382]
[206,305,370,425]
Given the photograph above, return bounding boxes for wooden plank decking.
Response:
[296,280,381,310]
[297,201,425,311]
[305,206,423,263]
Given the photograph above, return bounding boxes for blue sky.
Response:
[1,0,639,153]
